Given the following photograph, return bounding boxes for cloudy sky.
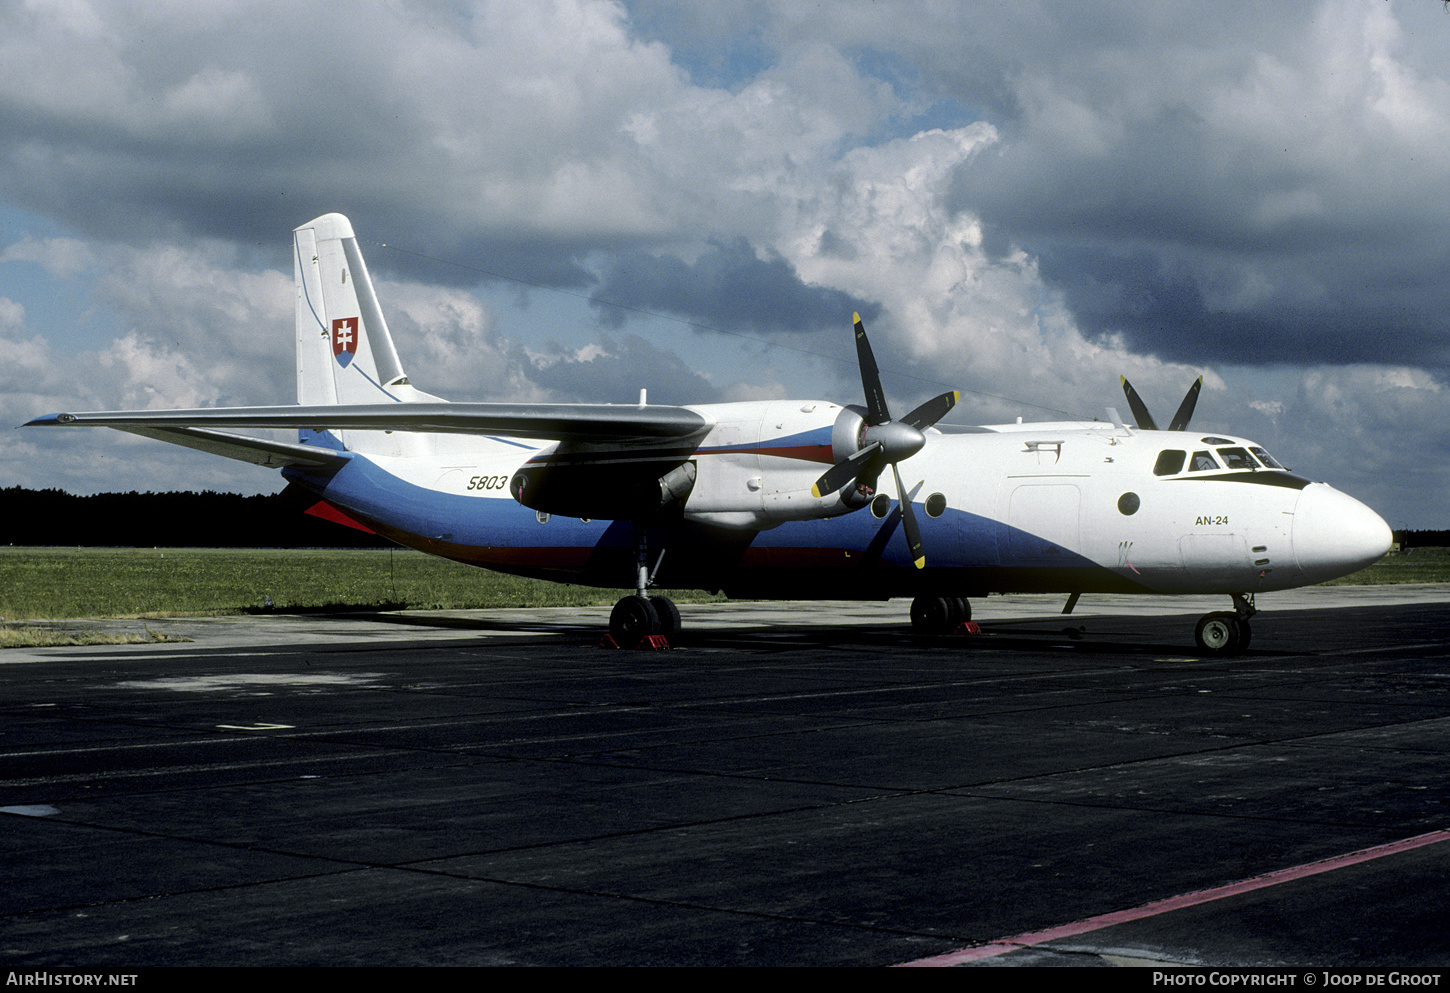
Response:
[3,0,1448,528]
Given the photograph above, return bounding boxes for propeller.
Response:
[1119,375,1203,432]
[811,313,960,569]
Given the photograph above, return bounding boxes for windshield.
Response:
[1216,447,1259,470]
[1250,446,1285,469]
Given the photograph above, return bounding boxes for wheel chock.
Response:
[598,634,672,650]
[954,621,982,635]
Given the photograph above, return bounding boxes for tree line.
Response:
[0,487,389,548]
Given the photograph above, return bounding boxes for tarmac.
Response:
[3,585,1450,967]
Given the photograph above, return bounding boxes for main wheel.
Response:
[911,596,957,634]
[651,596,681,639]
[1194,611,1245,656]
[610,595,660,643]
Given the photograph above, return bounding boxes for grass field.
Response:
[1318,546,1450,585]
[0,546,724,622]
[0,546,1443,631]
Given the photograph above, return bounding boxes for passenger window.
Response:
[1153,450,1186,476]
[1216,447,1258,470]
[1189,451,1219,472]
[1250,446,1285,470]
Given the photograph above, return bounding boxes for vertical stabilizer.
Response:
[294,213,409,406]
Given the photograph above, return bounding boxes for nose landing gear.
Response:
[1194,593,1256,656]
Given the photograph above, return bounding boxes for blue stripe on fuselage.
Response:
[284,454,1104,576]
[285,456,609,550]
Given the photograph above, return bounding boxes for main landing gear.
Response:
[608,524,679,645]
[1194,593,1256,656]
[609,593,679,643]
[909,595,972,634]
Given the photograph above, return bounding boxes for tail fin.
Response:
[293,213,411,406]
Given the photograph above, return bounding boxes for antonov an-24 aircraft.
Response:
[26,213,1393,654]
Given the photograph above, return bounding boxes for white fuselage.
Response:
[301,398,1391,599]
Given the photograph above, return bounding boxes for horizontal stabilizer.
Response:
[27,403,712,447]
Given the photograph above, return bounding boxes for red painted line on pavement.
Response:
[897,827,1450,967]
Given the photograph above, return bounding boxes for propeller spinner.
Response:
[1119,375,1203,432]
[811,314,959,569]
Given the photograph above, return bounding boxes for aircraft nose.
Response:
[1291,483,1392,584]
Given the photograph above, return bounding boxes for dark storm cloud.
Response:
[591,238,880,334]
[954,106,1450,371]
[0,0,685,267]
[1038,245,1450,369]
[938,0,1450,374]
[364,231,600,295]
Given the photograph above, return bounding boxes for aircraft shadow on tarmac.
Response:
[342,601,1439,659]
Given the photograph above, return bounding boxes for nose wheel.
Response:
[1194,594,1256,656]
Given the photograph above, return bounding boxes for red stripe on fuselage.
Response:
[701,444,835,464]
[303,499,377,534]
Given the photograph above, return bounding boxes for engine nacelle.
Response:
[832,403,869,464]
[510,453,697,521]
[828,404,874,510]
[678,399,875,529]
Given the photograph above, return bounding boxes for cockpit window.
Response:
[1216,447,1258,470]
[1250,446,1285,470]
[1189,450,1219,472]
[1154,450,1186,476]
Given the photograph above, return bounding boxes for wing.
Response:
[26,402,715,520]
[25,402,711,444]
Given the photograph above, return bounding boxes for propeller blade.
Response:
[900,390,960,431]
[811,441,883,498]
[1167,376,1203,432]
[825,313,941,570]
[853,313,891,426]
[1119,376,1158,431]
[892,462,926,569]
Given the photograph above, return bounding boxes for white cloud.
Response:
[2,0,1449,526]
[1,235,97,277]
[378,279,552,403]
